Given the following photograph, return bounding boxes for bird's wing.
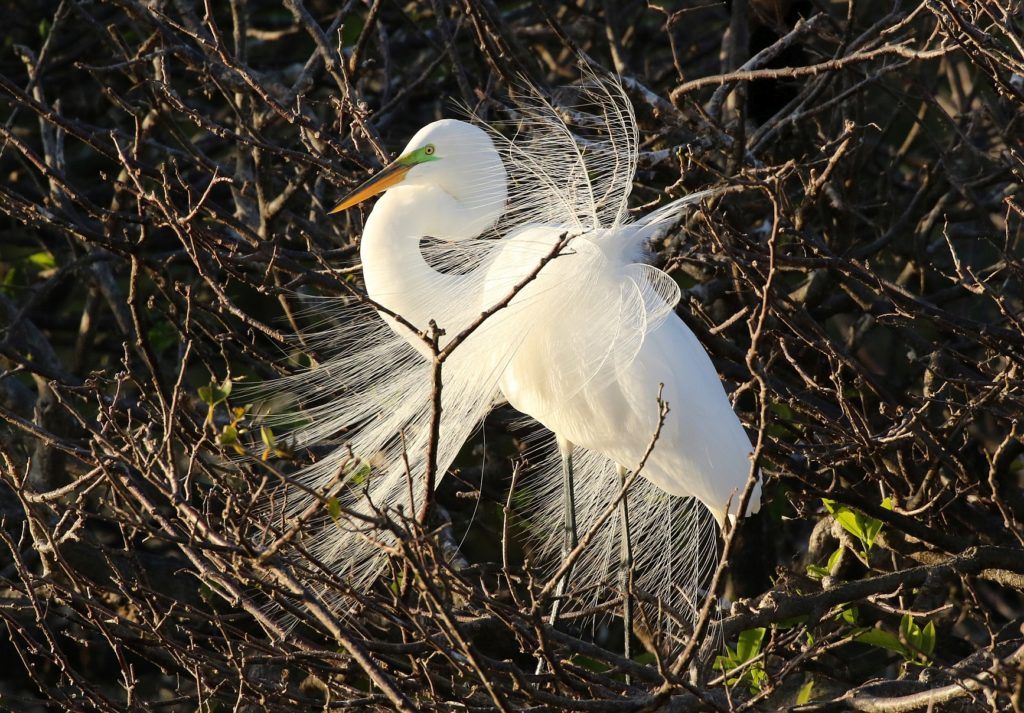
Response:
[548,185,721,396]
[479,228,689,410]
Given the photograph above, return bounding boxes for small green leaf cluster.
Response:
[1,250,58,296]
[198,377,234,426]
[855,614,936,666]
[823,497,892,558]
[198,377,293,461]
[258,425,293,461]
[715,627,768,693]
[834,605,936,666]
[328,461,372,523]
[806,547,843,579]
[808,498,893,578]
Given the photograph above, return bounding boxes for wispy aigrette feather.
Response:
[256,69,755,638]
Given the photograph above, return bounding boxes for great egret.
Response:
[265,75,760,652]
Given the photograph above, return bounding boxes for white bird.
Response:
[264,75,760,648]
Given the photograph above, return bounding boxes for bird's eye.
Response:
[424,145,435,155]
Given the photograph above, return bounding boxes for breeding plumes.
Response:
[261,72,760,645]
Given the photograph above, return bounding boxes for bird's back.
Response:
[484,222,758,523]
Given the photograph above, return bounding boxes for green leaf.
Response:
[327,496,342,521]
[796,677,815,705]
[865,497,894,548]
[260,426,276,448]
[199,378,232,406]
[855,627,909,657]
[769,401,794,421]
[388,570,405,595]
[736,627,766,662]
[840,605,859,626]
[834,509,867,543]
[347,461,371,487]
[219,423,246,455]
[806,563,829,579]
[822,498,887,555]
[714,645,740,674]
[900,614,919,649]
[219,423,238,445]
[633,651,656,665]
[568,654,609,674]
[893,614,936,664]
[863,516,884,549]
[716,635,768,693]
[808,546,842,579]
[748,665,767,693]
[921,620,936,656]
[1,264,18,296]
[774,614,809,629]
[286,350,317,369]
[27,251,57,270]
[260,426,278,461]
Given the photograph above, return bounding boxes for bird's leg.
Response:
[549,436,578,622]
[537,436,577,674]
[617,464,633,682]
[550,436,578,624]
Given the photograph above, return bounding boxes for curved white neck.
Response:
[359,184,501,344]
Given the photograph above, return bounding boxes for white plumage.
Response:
[263,75,760,633]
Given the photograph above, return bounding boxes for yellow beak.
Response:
[329,161,411,214]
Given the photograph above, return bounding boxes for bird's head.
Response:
[329,119,504,215]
